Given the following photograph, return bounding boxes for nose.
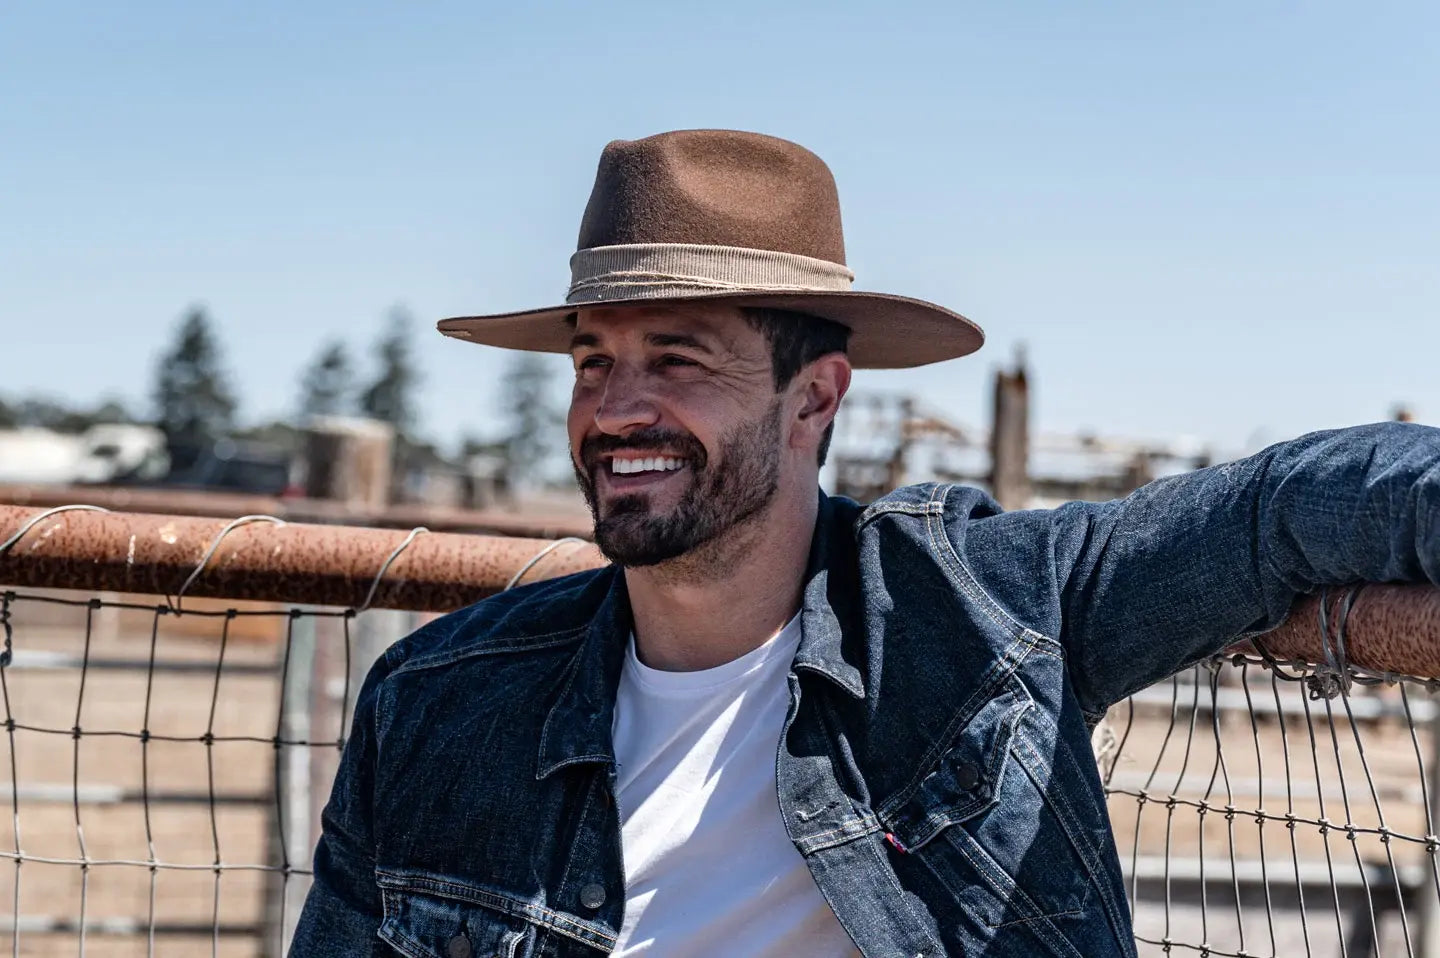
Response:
[593,365,661,436]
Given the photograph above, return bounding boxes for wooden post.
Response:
[989,349,1031,511]
[302,416,395,511]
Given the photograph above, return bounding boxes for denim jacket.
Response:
[292,422,1440,957]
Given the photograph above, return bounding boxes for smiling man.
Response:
[291,130,1440,958]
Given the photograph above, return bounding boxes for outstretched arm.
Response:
[1046,421,1440,717]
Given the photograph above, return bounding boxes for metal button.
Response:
[954,762,980,790]
[446,933,472,958]
[579,882,607,909]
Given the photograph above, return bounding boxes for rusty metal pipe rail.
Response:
[0,483,595,540]
[0,504,603,613]
[2,505,1438,677]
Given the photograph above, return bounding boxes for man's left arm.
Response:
[1040,420,1440,718]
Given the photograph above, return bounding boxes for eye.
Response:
[659,354,699,368]
[576,355,611,371]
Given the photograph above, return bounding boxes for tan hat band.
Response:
[566,243,855,304]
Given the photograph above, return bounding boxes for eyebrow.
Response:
[567,331,715,353]
[645,332,713,353]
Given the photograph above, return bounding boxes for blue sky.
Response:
[3,1,1435,454]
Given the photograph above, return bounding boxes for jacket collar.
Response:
[536,565,629,780]
[535,491,865,779]
[792,491,866,698]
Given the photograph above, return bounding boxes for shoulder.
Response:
[854,482,1004,526]
[383,565,618,675]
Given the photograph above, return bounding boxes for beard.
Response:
[573,401,783,568]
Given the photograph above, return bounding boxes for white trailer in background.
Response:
[0,424,168,485]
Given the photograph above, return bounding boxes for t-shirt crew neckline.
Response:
[623,614,804,696]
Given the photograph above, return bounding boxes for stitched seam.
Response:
[795,813,880,853]
[877,659,1034,819]
[915,642,1026,794]
[536,640,594,779]
[924,483,1066,662]
[380,930,424,958]
[988,908,1085,930]
[945,836,1084,958]
[889,698,1034,847]
[1015,727,1132,946]
[854,485,945,529]
[925,495,1032,639]
[1014,735,1132,950]
[393,627,589,676]
[859,831,947,956]
[376,916,427,958]
[539,752,613,771]
[552,772,601,935]
[374,872,618,946]
[1011,735,1102,906]
[1027,642,1065,661]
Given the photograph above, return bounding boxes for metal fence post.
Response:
[267,611,317,957]
[1418,699,1440,958]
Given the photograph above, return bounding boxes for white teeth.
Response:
[610,456,685,475]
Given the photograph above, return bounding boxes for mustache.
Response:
[579,428,708,472]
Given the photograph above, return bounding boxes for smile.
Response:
[609,456,687,476]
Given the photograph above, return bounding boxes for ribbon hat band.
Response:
[566,243,856,304]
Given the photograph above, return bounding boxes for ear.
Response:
[790,353,852,454]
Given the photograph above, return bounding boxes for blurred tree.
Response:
[298,340,355,419]
[233,419,301,456]
[358,307,425,500]
[500,353,565,488]
[358,308,419,439]
[150,306,237,469]
[0,396,135,433]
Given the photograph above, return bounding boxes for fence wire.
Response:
[1099,652,1440,957]
[1,585,1438,956]
[0,587,418,957]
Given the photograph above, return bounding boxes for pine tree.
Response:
[358,308,419,439]
[150,307,237,468]
[500,353,564,487]
[297,340,354,419]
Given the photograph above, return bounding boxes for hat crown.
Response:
[576,129,847,266]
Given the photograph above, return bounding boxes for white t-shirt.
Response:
[610,615,860,957]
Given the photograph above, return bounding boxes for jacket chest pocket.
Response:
[879,680,1097,956]
[883,682,1030,851]
[379,884,535,958]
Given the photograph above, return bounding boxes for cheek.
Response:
[567,390,596,448]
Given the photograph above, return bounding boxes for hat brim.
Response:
[436,290,983,369]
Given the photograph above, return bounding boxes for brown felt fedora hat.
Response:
[437,129,983,368]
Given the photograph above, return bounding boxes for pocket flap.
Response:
[882,681,1031,852]
[379,884,530,958]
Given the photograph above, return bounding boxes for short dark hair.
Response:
[740,307,851,466]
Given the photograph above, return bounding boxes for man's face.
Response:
[568,304,784,566]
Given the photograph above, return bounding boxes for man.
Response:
[291,130,1439,957]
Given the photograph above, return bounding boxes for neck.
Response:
[623,485,818,671]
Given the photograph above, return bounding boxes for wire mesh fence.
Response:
[1,504,1438,956]
[1099,651,1440,957]
[0,587,420,956]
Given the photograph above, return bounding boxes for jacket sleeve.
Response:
[288,649,395,957]
[1048,421,1440,718]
